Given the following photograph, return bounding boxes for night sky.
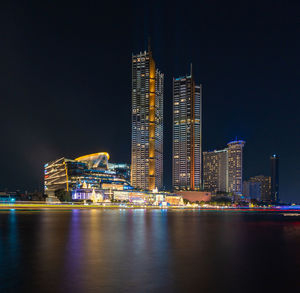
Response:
[1,1,299,202]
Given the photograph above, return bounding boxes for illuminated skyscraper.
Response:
[227,140,245,194]
[131,47,164,191]
[173,65,202,190]
[270,154,279,202]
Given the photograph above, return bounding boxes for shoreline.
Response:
[0,203,300,212]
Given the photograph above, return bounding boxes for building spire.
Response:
[148,37,151,53]
[190,62,193,77]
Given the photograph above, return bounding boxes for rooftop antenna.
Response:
[190,62,193,77]
[148,36,151,53]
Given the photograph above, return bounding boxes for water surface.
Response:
[0,209,299,292]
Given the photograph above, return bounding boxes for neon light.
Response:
[75,152,110,161]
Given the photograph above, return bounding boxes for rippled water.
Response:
[0,209,299,292]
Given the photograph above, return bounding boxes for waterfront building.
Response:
[108,163,131,182]
[243,180,261,200]
[72,189,105,201]
[270,154,279,202]
[175,191,212,202]
[245,175,271,201]
[44,152,133,199]
[227,140,245,194]
[165,195,184,206]
[203,140,245,195]
[203,149,227,192]
[172,65,202,190]
[131,46,164,191]
[113,190,154,203]
[0,191,17,202]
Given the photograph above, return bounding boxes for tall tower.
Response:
[270,154,279,202]
[131,47,164,191]
[227,140,245,194]
[172,65,202,190]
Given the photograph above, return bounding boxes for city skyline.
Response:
[1,2,300,293]
[0,1,299,202]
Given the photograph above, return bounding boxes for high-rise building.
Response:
[131,47,164,191]
[203,150,227,192]
[203,140,245,194]
[270,154,279,202]
[172,65,202,190]
[227,140,245,194]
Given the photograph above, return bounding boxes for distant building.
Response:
[227,140,245,194]
[175,191,212,202]
[243,180,261,200]
[270,154,279,202]
[203,140,245,195]
[246,175,271,201]
[172,65,202,191]
[0,191,17,202]
[131,46,164,191]
[113,190,155,203]
[72,189,105,201]
[165,195,184,206]
[203,149,227,192]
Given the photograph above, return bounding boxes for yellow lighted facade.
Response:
[75,152,110,169]
[75,152,110,162]
[131,47,164,191]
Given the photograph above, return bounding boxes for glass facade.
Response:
[203,149,228,192]
[203,140,245,195]
[172,68,202,190]
[131,48,164,191]
[44,154,132,197]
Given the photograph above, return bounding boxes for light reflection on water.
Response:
[0,209,299,293]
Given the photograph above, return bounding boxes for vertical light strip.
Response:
[149,51,156,190]
[63,161,69,192]
[190,77,195,190]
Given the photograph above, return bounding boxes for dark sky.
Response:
[1,0,299,202]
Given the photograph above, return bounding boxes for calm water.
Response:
[0,209,299,293]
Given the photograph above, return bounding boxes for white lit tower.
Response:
[227,140,245,194]
[172,65,202,190]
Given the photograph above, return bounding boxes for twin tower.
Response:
[131,47,202,191]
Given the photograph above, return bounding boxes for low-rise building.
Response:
[44,152,133,200]
[244,175,271,201]
[175,191,212,202]
[243,180,261,201]
[165,195,184,206]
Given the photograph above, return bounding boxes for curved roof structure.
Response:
[75,152,110,169]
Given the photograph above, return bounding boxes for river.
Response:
[0,209,299,292]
